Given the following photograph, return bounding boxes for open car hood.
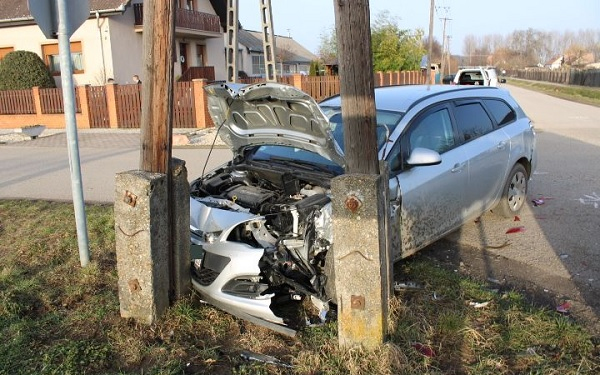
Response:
[205,82,345,167]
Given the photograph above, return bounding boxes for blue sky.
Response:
[237,0,600,55]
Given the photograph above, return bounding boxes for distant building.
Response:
[236,29,316,77]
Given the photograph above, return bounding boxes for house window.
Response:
[0,47,14,62]
[252,55,265,75]
[42,41,84,75]
[179,0,194,10]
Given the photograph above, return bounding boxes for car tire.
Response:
[493,163,528,218]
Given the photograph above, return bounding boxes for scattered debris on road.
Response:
[506,226,526,234]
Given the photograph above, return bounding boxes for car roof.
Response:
[319,84,501,113]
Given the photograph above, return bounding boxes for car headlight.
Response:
[190,228,222,244]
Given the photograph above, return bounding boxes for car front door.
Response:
[451,100,510,218]
[387,104,468,259]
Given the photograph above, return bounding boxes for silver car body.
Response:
[189,82,536,333]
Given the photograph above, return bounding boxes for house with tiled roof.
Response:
[0,0,227,86]
[237,29,316,77]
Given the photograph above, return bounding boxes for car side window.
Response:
[408,108,455,154]
[387,106,455,172]
[483,99,516,126]
[453,102,494,142]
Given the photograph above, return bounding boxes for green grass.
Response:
[0,200,598,374]
[507,78,600,107]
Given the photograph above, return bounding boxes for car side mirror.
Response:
[406,147,442,167]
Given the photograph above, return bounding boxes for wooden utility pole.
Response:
[140,0,176,173]
[334,0,378,174]
[332,0,390,349]
[426,0,435,84]
[439,12,451,78]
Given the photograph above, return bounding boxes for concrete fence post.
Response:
[192,78,209,128]
[32,86,43,122]
[77,86,91,128]
[105,82,120,129]
[292,73,303,90]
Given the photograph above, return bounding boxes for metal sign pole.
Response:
[56,0,90,266]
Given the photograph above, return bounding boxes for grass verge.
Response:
[507,78,600,107]
[1,200,598,374]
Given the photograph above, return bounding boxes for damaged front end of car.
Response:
[190,166,335,335]
[189,82,344,335]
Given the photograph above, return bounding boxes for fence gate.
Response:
[86,86,110,128]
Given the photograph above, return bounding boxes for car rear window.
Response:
[483,99,516,126]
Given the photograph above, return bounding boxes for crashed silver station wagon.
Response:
[189,82,536,334]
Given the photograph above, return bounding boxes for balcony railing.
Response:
[179,66,216,82]
[133,4,221,33]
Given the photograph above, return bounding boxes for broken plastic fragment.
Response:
[411,342,436,357]
[393,281,423,291]
[239,350,293,368]
[556,301,571,314]
[469,301,491,309]
[505,226,526,234]
[532,198,545,206]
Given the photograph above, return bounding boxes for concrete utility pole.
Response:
[426,0,435,84]
[259,0,277,82]
[115,0,190,324]
[439,9,451,78]
[225,0,239,82]
[332,0,391,348]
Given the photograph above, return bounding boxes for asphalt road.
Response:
[444,84,600,333]
[1,84,598,332]
[0,135,232,203]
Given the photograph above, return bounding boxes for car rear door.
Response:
[451,99,511,218]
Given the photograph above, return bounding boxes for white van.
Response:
[454,67,499,87]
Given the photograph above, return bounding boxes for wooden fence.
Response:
[0,89,35,115]
[511,68,600,88]
[0,71,428,129]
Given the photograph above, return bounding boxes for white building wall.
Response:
[105,10,144,84]
[206,37,226,80]
[0,15,128,86]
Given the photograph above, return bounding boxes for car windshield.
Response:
[249,145,344,175]
[320,107,403,152]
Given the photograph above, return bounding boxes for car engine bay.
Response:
[189,161,336,327]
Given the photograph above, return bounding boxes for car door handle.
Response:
[451,162,466,173]
[497,141,507,150]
